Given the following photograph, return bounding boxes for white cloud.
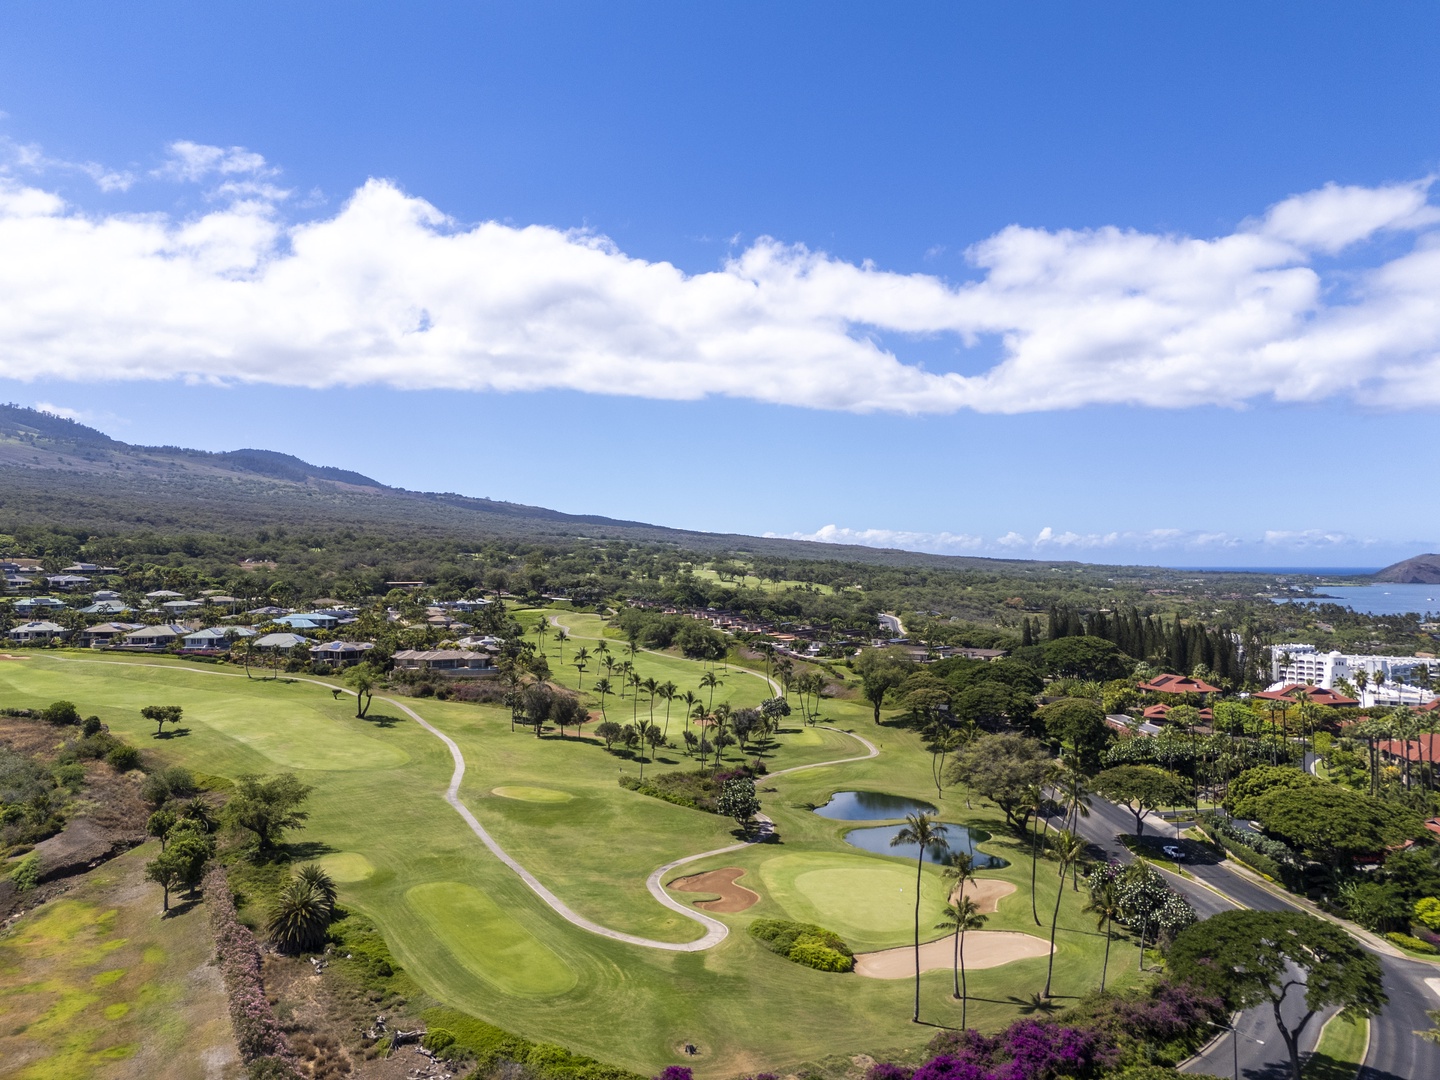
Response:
[769,524,1388,559]
[0,136,135,192]
[1,149,1440,413]
[32,400,88,421]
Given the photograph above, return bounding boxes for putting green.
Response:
[404,883,576,997]
[492,786,574,803]
[317,852,375,883]
[759,852,949,946]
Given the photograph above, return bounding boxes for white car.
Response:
[1162,844,1185,861]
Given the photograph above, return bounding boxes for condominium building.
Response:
[1268,644,1436,706]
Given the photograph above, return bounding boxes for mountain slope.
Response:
[0,405,1063,570]
[1374,553,1440,584]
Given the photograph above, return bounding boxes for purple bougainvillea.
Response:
[205,865,301,1076]
[654,1067,694,1080]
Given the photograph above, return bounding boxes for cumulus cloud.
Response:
[770,524,1388,559]
[1,145,1440,413]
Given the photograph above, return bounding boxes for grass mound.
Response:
[749,918,854,973]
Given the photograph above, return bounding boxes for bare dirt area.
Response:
[0,841,243,1080]
[668,867,760,912]
[950,877,1016,915]
[852,931,1052,979]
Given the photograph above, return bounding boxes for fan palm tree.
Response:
[1043,830,1085,998]
[935,896,987,1028]
[1083,877,1123,993]
[891,812,950,1023]
[573,646,590,689]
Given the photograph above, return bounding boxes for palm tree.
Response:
[593,677,613,721]
[658,681,678,739]
[618,660,634,697]
[890,812,950,1023]
[1027,783,1047,926]
[534,617,549,655]
[554,627,568,665]
[940,852,976,993]
[680,690,700,734]
[700,670,721,711]
[573,646,590,689]
[935,897,987,1029]
[601,653,616,687]
[1043,830,1085,999]
[1083,877,1123,993]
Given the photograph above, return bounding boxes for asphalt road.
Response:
[1049,795,1440,1079]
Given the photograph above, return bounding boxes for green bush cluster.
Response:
[1385,931,1437,954]
[9,851,40,891]
[329,914,396,981]
[618,771,719,812]
[421,1008,644,1080]
[749,919,854,972]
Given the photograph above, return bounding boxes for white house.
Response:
[9,621,69,643]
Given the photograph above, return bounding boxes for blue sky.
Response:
[1,3,1438,567]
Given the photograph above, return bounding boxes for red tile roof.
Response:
[1142,703,1214,722]
[1379,735,1440,763]
[1414,699,1440,713]
[1138,673,1222,695]
[1254,684,1358,707]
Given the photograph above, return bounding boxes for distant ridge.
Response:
[1374,553,1440,585]
[0,404,1079,570]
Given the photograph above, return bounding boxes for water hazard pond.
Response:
[812,792,1008,868]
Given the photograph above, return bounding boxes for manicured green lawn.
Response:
[1303,1015,1367,1080]
[0,643,1136,1076]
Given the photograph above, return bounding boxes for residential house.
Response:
[181,627,257,652]
[1138,673,1222,696]
[8,621,69,643]
[1105,714,1164,737]
[92,590,122,602]
[79,622,145,647]
[247,605,291,617]
[161,599,205,616]
[309,641,375,666]
[79,600,133,616]
[273,612,340,631]
[15,597,67,616]
[118,624,189,650]
[145,590,185,600]
[252,632,310,650]
[44,574,91,590]
[1141,703,1213,723]
[1254,683,1359,708]
[391,649,495,675]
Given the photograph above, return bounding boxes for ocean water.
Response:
[1276,583,1440,618]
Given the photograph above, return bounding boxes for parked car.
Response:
[1162,844,1186,861]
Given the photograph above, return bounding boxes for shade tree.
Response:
[1092,765,1189,837]
[945,733,1056,831]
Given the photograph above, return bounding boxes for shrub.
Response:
[52,762,86,791]
[788,941,853,972]
[654,1069,692,1080]
[422,1028,456,1052]
[106,744,141,772]
[205,865,300,1072]
[1415,897,1440,932]
[749,919,854,972]
[81,716,103,736]
[9,851,40,891]
[1386,931,1437,954]
[41,701,81,726]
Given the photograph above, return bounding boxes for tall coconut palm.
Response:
[680,690,700,735]
[554,628,568,665]
[941,852,975,995]
[643,677,659,725]
[534,617,549,655]
[1043,829,1085,998]
[700,670,721,711]
[890,812,950,1023]
[658,681,678,738]
[1083,877,1123,993]
[935,896,987,1029]
[593,677,613,721]
[573,646,590,689]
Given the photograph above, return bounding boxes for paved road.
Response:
[1056,795,1440,1079]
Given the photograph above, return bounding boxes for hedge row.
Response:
[204,865,302,1080]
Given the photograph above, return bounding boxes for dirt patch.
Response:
[852,931,1051,979]
[950,877,1016,915]
[668,867,759,913]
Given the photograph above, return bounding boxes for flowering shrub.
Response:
[654,1068,693,1080]
[917,1020,1113,1080]
[1063,980,1224,1068]
[204,865,301,1078]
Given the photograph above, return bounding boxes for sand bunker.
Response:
[668,867,760,913]
[952,878,1016,914]
[853,931,1051,979]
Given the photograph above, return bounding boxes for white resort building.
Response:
[1269,644,1437,707]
